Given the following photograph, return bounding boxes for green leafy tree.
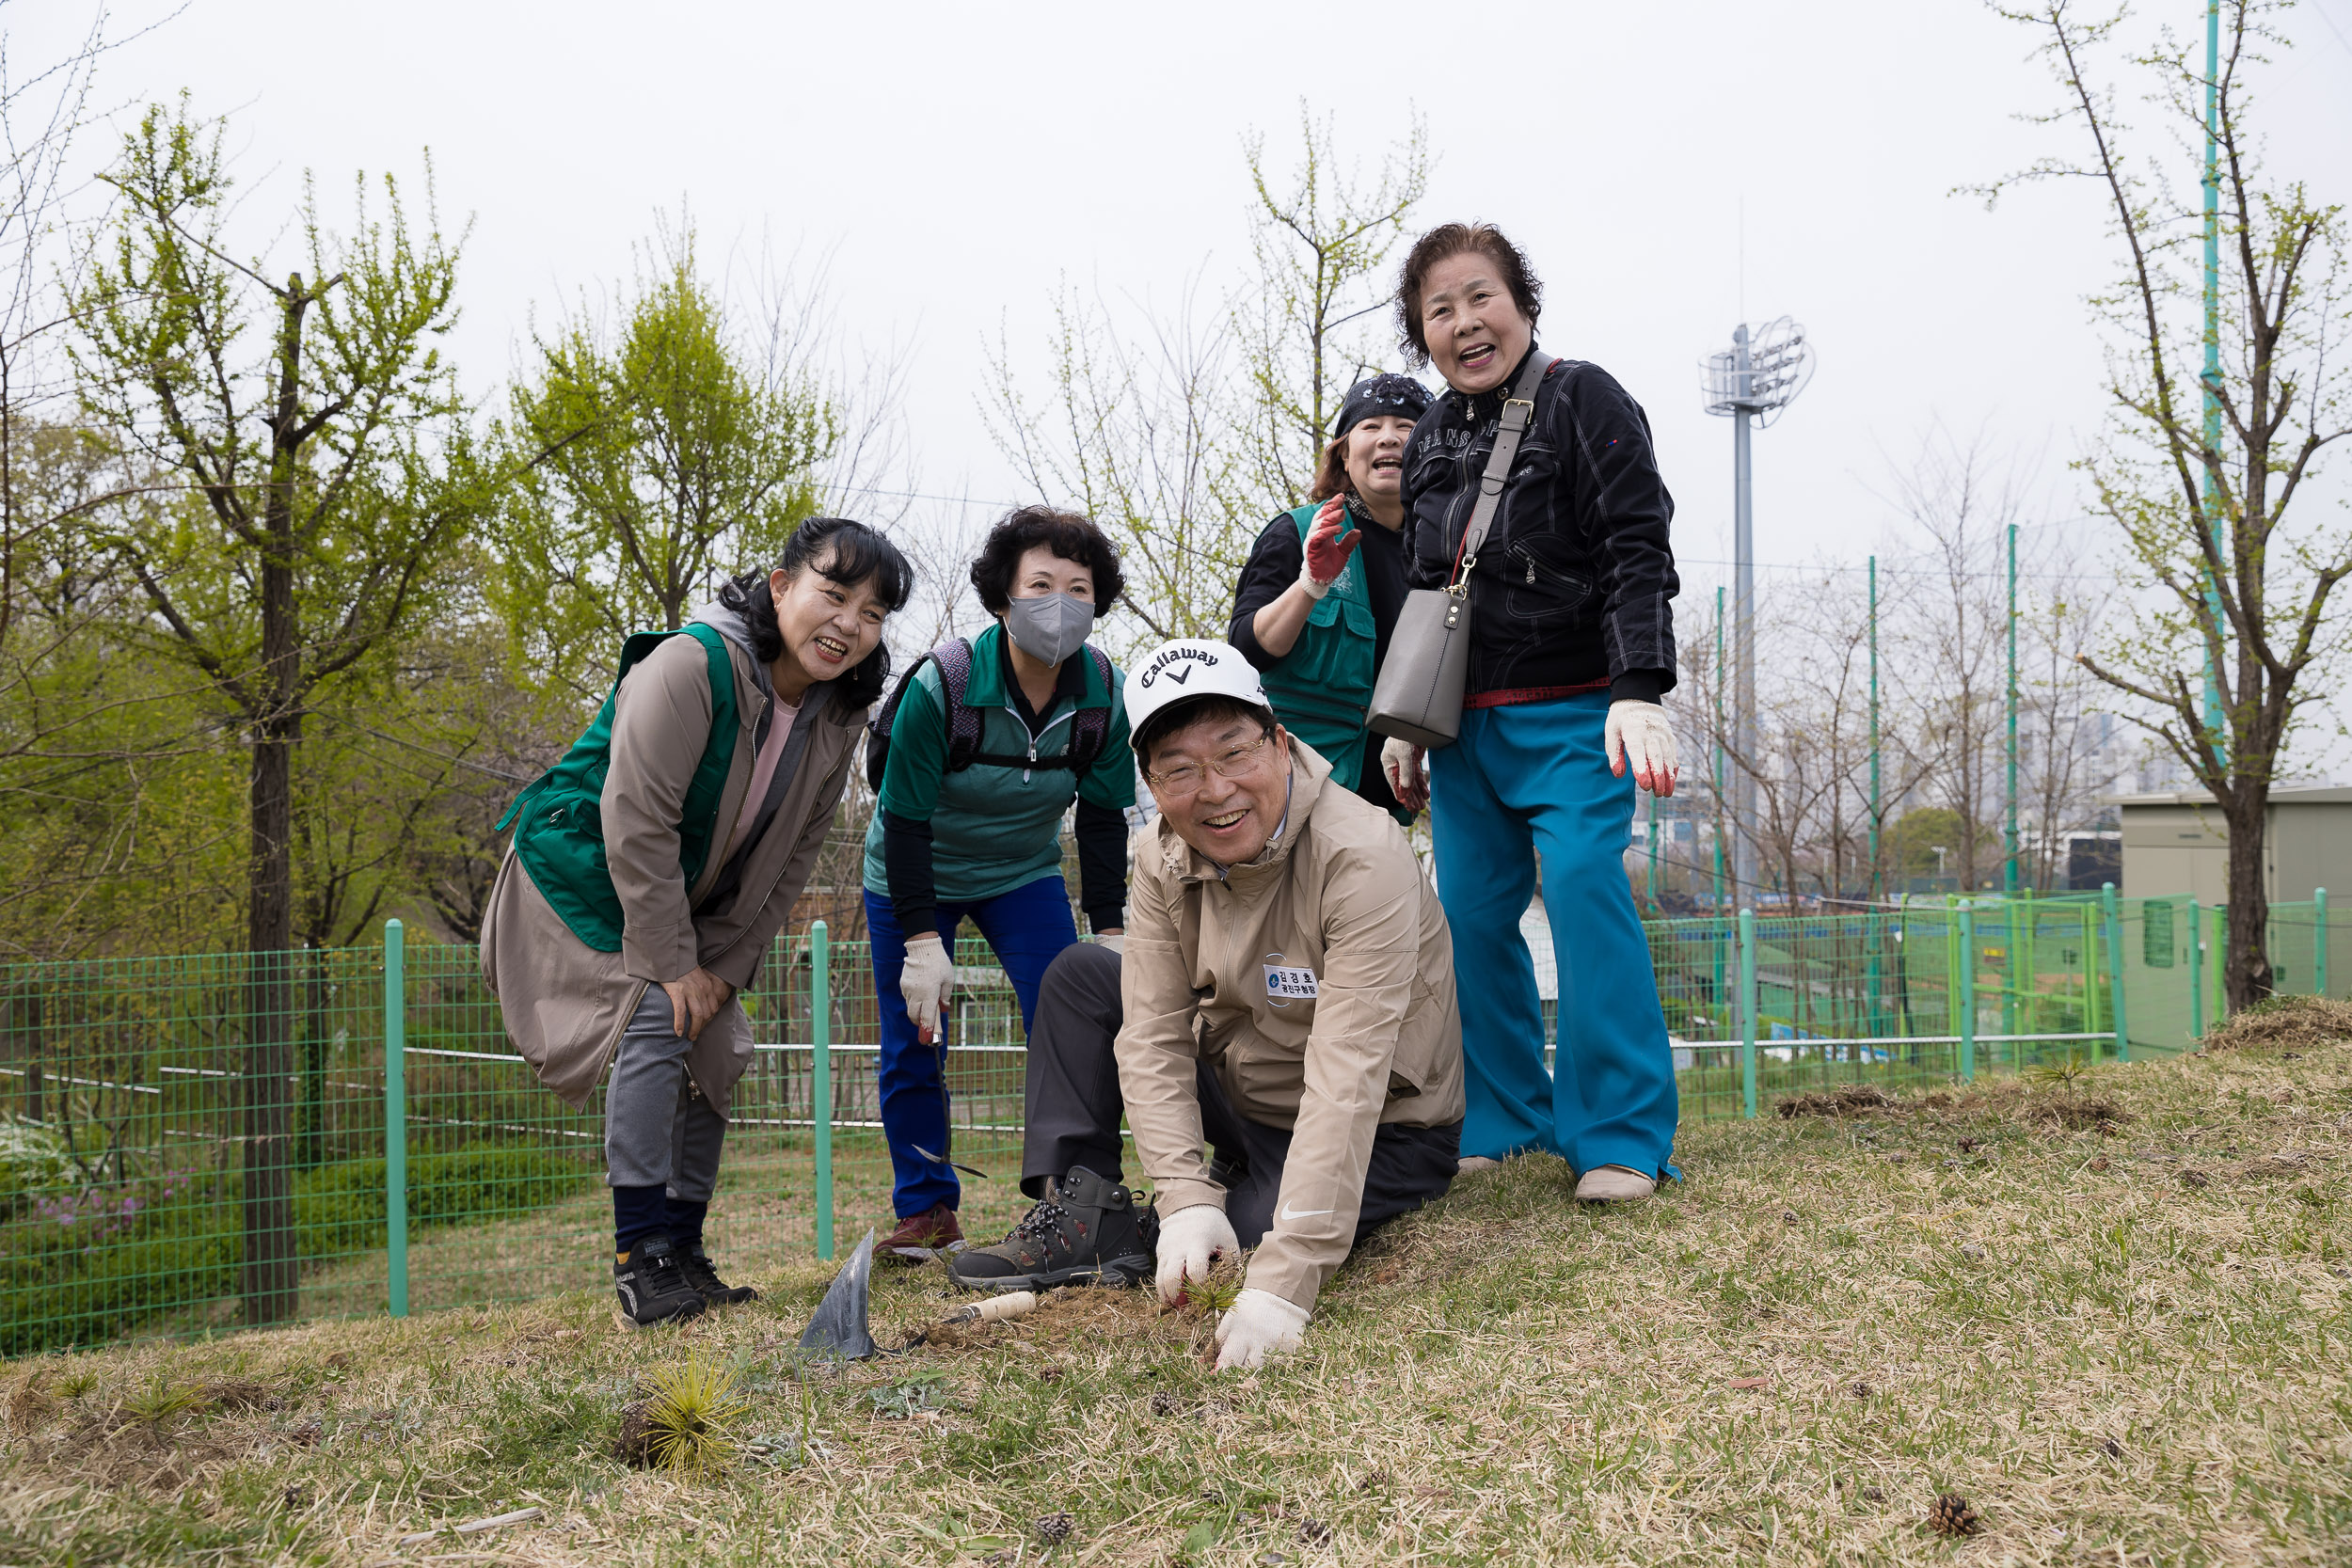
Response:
[1238,104,1428,511]
[494,236,837,695]
[1981,0,2352,1007]
[70,101,483,1323]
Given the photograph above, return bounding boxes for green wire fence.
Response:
[1,891,2336,1354]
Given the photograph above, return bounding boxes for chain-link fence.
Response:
[3,891,2336,1354]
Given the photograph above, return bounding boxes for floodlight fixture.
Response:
[1701,317,1813,425]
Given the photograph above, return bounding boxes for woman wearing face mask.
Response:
[862,505,1135,1260]
[1378,222,1683,1204]
[1226,373,1430,822]
[483,515,912,1327]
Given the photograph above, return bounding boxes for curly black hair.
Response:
[717,515,914,706]
[969,505,1124,617]
[1395,221,1544,368]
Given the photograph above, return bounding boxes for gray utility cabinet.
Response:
[2109,785,2352,902]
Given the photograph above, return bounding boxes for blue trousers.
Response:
[866,875,1079,1217]
[1430,692,1680,1177]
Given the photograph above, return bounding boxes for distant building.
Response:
[2108,786,2352,902]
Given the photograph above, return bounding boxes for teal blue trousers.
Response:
[1430,692,1680,1178]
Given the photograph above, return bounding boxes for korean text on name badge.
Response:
[1263,964,1319,1003]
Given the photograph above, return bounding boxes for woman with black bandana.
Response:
[861,505,1135,1262]
[1226,373,1431,822]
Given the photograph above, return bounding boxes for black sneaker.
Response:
[613,1234,707,1327]
[679,1243,760,1307]
[946,1166,1152,1293]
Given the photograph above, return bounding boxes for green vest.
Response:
[1258,501,1377,790]
[495,624,741,952]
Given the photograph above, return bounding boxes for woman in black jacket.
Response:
[1378,222,1682,1202]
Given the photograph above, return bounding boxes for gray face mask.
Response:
[1003,592,1096,667]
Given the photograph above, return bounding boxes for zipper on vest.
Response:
[1004,702,1076,784]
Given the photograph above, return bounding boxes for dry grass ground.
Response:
[3,1003,2347,1566]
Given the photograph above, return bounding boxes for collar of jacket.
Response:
[961,620,1113,712]
[689,596,861,727]
[1158,738,1335,886]
[1442,341,1548,426]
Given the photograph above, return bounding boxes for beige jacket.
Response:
[480,622,863,1117]
[1116,739,1464,1310]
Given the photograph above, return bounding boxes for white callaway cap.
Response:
[1121,639,1272,741]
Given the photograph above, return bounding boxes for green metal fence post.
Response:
[2101,883,2131,1063]
[383,919,408,1320]
[812,919,834,1262]
[2188,895,2204,1041]
[1739,909,1757,1119]
[2316,889,2329,999]
[1958,902,1977,1083]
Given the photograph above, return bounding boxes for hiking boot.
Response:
[946,1166,1152,1293]
[612,1234,707,1327]
[679,1243,760,1307]
[880,1202,964,1264]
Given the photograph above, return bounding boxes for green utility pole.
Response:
[1712,585,1728,1020]
[1958,902,1978,1083]
[2004,525,2019,1037]
[2101,882,2132,1062]
[1867,555,1883,1034]
[812,919,834,1262]
[2005,524,2019,897]
[2201,0,2226,756]
[383,919,408,1320]
[2318,888,2331,998]
[2188,895,2204,1041]
[1739,907,1758,1119]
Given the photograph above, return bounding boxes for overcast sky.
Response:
[20,0,2352,712]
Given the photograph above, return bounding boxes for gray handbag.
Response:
[1367,351,1554,749]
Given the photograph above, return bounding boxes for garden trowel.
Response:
[797,1228,878,1360]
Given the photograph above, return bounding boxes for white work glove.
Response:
[1093,933,1125,956]
[1380,736,1429,813]
[1153,1203,1240,1306]
[898,935,955,1043]
[1605,700,1678,797]
[1214,1287,1311,1371]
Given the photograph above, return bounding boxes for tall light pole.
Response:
[1702,318,1814,908]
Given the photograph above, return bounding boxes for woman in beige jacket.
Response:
[483,516,911,1327]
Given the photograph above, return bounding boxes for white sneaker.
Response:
[1456,1155,1502,1174]
[1573,1165,1657,1203]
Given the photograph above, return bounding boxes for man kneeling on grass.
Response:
[948,639,1464,1370]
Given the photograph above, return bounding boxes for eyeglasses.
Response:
[1142,733,1275,795]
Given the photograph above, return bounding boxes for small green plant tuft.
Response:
[638,1358,749,1477]
[2028,1049,2092,1093]
[120,1375,204,1425]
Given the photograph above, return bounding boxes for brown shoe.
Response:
[880,1202,963,1263]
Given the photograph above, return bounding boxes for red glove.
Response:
[1302,498,1361,596]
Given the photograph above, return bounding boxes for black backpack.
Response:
[865,636,1116,791]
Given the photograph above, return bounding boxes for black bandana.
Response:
[1332,372,1432,438]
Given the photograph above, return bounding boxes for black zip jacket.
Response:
[1398,347,1677,704]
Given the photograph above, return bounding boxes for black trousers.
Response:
[1022,942,1459,1248]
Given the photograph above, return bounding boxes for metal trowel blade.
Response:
[797,1228,878,1360]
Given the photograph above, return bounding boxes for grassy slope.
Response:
[2,1010,2347,1567]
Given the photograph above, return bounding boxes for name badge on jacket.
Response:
[1263,963,1319,1006]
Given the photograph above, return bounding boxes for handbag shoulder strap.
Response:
[1449,350,1555,590]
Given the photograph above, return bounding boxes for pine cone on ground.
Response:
[1034,1511,1074,1545]
[1928,1492,1981,1537]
